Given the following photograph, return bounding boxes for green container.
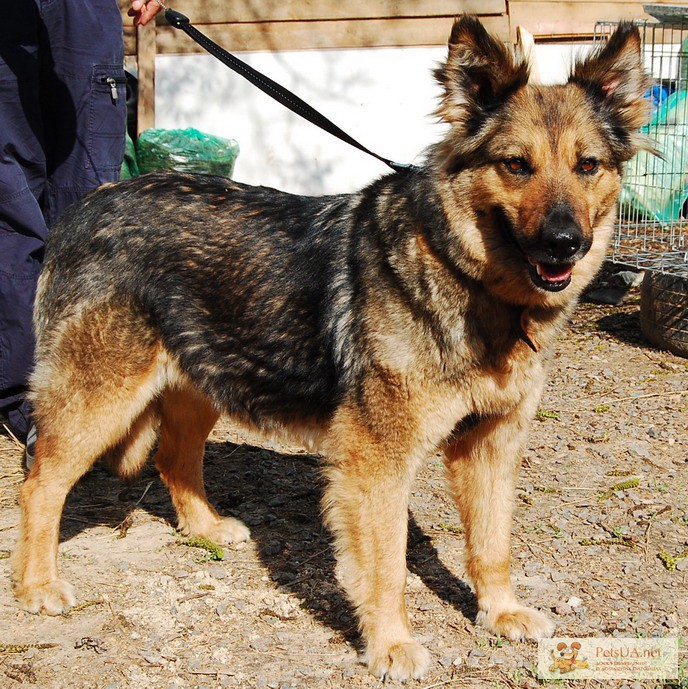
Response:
[136,127,239,177]
[120,133,139,179]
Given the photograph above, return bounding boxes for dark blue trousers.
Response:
[0,0,126,438]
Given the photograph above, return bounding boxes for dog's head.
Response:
[432,17,650,307]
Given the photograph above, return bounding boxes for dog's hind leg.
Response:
[444,402,555,641]
[14,315,164,614]
[322,395,431,682]
[105,401,161,480]
[153,383,250,545]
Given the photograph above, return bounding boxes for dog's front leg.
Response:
[323,401,431,681]
[444,404,555,641]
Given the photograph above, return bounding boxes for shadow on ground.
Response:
[57,439,477,646]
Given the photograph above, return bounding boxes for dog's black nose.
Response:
[541,205,583,260]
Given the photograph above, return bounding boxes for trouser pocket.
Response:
[88,65,127,174]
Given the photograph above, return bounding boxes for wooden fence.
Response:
[118,0,679,132]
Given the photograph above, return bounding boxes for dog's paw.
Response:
[204,516,251,545]
[16,579,76,616]
[366,640,432,681]
[477,604,555,641]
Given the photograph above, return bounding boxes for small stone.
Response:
[555,602,573,616]
[567,596,583,608]
[215,602,230,617]
[139,651,164,665]
[208,565,227,580]
[634,611,653,625]
[523,561,540,576]
[612,270,644,288]
[663,613,678,629]
[261,542,282,556]
[250,637,272,653]
[627,441,651,459]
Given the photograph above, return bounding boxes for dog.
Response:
[550,641,589,674]
[13,17,649,681]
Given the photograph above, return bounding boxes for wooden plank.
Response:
[136,22,157,132]
[147,16,508,54]
[134,0,506,25]
[509,3,664,39]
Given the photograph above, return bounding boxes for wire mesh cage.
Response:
[595,9,688,276]
[595,7,688,357]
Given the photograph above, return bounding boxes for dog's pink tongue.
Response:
[537,263,573,283]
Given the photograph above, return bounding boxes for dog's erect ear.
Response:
[569,23,651,158]
[435,16,530,128]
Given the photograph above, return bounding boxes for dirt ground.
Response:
[0,291,686,689]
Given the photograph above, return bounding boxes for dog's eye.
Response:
[578,158,599,174]
[503,157,530,175]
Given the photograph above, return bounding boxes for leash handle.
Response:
[163,8,418,174]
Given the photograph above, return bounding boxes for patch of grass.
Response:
[62,600,103,617]
[548,522,564,537]
[653,479,671,494]
[594,404,611,413]
[580,536,637,549]
[536,408,560,421]
[0,643,58,653]
[586,431,610,444]
[436,522,463,534]
[597,477,640,501]
[658,549,688,571]
[178,536,224,561]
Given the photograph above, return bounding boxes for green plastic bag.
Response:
[136,127,239,177]
[120,133,139,179]
[621,90,688,223]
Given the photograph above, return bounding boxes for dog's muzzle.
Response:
[526,205,589,293]
[493,204,590,293]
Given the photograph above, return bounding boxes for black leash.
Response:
[159,5,419,174]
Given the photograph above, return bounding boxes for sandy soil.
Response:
[0,296,686,689]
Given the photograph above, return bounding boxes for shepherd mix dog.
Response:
[14,17,649,680]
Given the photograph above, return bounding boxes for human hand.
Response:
[129,0,164,26]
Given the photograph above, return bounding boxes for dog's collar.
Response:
[517,309,539,353]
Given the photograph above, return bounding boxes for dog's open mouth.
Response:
[528,259,574,292]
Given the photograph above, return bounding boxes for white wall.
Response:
[153,44,583,196]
